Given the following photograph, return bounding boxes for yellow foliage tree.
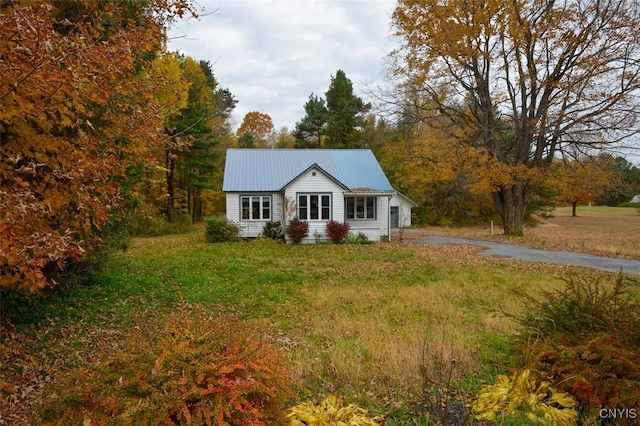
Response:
[236,111,275,148]
[0,0,198,292]
[391,0,640,235]
[549,157,615,216]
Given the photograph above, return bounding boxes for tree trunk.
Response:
[492,179,532,236]
[192,187,203,222]
[572,202,577,217]
[166,151,175,223]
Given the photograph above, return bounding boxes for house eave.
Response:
[345,190,395,196]
[278,163,349,192]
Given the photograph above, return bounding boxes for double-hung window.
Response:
[297,194,331,220]
[345,196,376,220]
[241,195,271,220]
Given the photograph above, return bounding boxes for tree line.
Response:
[1,0,235,292]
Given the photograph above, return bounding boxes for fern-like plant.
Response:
[508,273,640,423]
[40,304,296,425]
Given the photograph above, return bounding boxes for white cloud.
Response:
[167,0,397,131]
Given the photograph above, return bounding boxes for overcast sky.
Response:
[167,0,398,131]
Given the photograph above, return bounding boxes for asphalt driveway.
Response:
[411,235,640,276]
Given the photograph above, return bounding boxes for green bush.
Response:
[509,273,640,424]
[40,306,296,425]
[344,231,371,244]
[262,221,284,240]
[204,215,239,242]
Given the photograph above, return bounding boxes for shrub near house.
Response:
[205,215,239,242]
[325,220,350,243]
[286,217,309,244]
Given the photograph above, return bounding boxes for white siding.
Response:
[390,193,415,228]
[225,167,393,242]
[346,195,391,242]
[225,192,240,223]
[226,192,284,238]
[283,167,346,244]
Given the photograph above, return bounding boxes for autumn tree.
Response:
[274,127,296,148]
[0,0,198,292]
[549,156,615,216]
[391,0,640,235]
[236,111,274,148]
[376,110,495,225]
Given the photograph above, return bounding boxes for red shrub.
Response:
[511,274,640,424]
[41,307,296,425]
[285,217,308,244]
[325,220,350,244]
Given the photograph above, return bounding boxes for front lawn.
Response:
[1,230,626,424]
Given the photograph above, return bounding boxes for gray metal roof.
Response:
[222,149,395,192]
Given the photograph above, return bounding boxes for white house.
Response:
[222,148,415,243]
[390,191,418,228]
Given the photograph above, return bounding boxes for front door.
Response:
[390,206,399,228]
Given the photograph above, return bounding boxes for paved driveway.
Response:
[411,236,640,276]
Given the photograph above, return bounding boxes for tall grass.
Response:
[4,230,626,424]
[97,236,581,407]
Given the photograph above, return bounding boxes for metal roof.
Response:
[222,149,395,193]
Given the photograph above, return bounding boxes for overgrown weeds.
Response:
[39,296,296,425]
[416,322,477,425]
[4,230,636,424]
[508,273,640,425]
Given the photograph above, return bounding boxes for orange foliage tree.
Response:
[391,0,640,235]
[236,111,275,148]
[376,108,496,225]
[0,0,198,292]
[549,156,615,216]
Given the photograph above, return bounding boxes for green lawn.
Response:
[553,205,640,217]
[5,229,628,424]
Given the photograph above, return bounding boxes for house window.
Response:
[241,195,271,220]
[345,196,376,220]
[297,194,331,220]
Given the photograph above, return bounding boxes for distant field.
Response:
[554,205,640,217]
[409,205,640,259]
